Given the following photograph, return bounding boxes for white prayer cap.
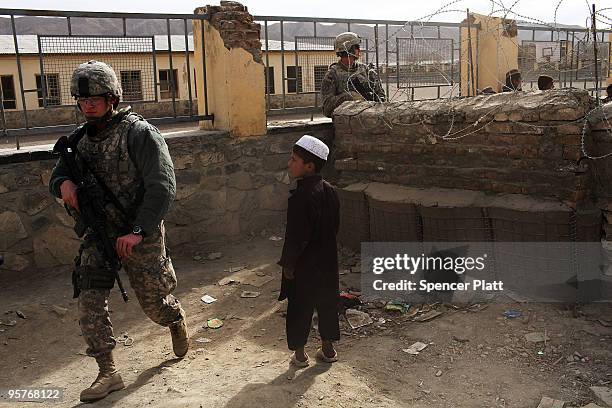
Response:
[295,135,329,161]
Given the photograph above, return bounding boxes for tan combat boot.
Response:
[169,319,189,357]
[79,353,125,402]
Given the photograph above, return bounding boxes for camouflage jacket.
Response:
[320,61,386,117]
[49,107,176,236]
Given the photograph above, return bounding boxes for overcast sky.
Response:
[2,0,610,28]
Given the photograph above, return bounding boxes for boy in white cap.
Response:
[278,135,341,366]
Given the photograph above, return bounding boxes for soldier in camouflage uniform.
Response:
[320,32,386,118]
[49,60,189,403]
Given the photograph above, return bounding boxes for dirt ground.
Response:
[0,236,611,408]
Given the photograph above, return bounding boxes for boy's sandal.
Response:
[316,348,338,363]
[290,352,310,367]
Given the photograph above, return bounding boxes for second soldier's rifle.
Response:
[350,76,377,101]
[53,131,129,302]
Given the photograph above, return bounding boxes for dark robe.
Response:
[277,175,341,350]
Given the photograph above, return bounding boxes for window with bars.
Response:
[120,70,143,101]
[36,74,61,107]
[314,65,328,91]
[265,66,275,94]
[286,66,303,93]
[159,69,179,99]
[0,75,16,109]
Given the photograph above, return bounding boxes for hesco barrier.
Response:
[337,182,602,245]
[369,200,419,242]
[336,184,370,252]
[339,182,605,302]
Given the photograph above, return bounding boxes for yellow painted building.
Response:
[0,35,336,115]
[0,35,199,113]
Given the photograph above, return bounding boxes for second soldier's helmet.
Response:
[70,60,122,103]
[334,32,361,54]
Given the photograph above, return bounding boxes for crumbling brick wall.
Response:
[195,1,262,63]
[332,89,598,206]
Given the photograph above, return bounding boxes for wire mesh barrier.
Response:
[39,36,157,107]
[295,36,341,94]
[257,17,465,115]
[517,29,611,90]
[395,37,458,89]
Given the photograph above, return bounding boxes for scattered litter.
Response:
[219,264,276,287]
[552,356,565,366]
[193,255,202,261]
[269,236,283,241]
[207,318,224,329]
[402,342,428,355]
[195,337,212,344]
[240,291,261,298]
[435,370,443,377]
[340,292,361,310]
[117,333,134,347]
[597,319,612,328]
[452,335,469,343]
[201,295,217,304]
[502,310,522,319]
[537,351,545,355]
[467,303,489,312]
[345,309,373,329]
[385,301,410,314]
[536,396,566,408]
[0,320,16,327]
[224,266,247,273]
[208,252,223,260]
[413,310,442,322]
[218,277,237,286]
[525,332,550,343]
[50,305,68,317]
[15,311,26,319]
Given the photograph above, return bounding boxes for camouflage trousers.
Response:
[77,222,185,358]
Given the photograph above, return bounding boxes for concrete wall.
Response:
[193,1,267,137]
[0,121,333,272]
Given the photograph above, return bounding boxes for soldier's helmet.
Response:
[334,32,361,54]
[70,60,122,101]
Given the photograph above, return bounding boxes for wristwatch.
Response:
[132,225,145,236]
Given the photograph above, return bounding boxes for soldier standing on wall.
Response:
[48,60,189,402]
[320,32,386,118]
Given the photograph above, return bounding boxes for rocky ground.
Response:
[0,235,611,408]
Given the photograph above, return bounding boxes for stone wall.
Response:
[333,89,597,206]
[2,100,198,129]
[0,121,333,272]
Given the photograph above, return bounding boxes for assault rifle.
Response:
[53,133,129,302]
